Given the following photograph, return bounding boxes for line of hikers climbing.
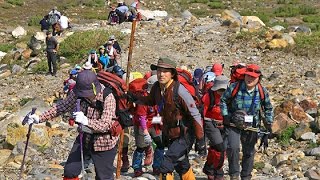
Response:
[108,0,145,25]
[26,35,273,180]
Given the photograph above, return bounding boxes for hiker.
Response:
[39,15,50,32]
[105,41,120,69]
[109,35,122,54]
[87,50,99,69]
[45,31,59,76]
[108,5,119,25]
[129,0,144,21]
[116,2,129,23]
[58,12,70,35]
[48,6,61,34]
[127,57,204,179]
[202,75,229,180]
[25,69,119,179]
[48,6,61,18]
[97,46,110,71]
[220,64,273,180]
[129,77,164,177]
[63,69,78,95]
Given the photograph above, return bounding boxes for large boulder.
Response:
[0,149,11,165]
[281,33,295,46]
[288,25,311,34]
[181,10,193,20]
[6,122,51,147]
[0,70,11,79]
[34,31,46,42]
[12,26,27,38]
[274,100,309,122]
[267,39,288,49]
[221,10,242,23]
[11,64,25,75]
[21,48,32,60]
[139,9,168,21]
[293,122,312,140]
[0,51,7,61]
[272,113,296,134]
[242,16,265,30]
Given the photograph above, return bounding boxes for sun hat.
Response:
[83,61,93,70]
[211,75,229,91]
[99,45,105,50]
[212,63,223,76]
[74,70,102,98]
[150,57,177,71]
[244,64,262,78]
[109,35,116,40]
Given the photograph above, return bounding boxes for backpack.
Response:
[48,14,59,25]
[109,11,119,25]
[230,64,246,83]
[129,78,148,93]
[96,71,133,128]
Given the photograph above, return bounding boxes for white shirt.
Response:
[59,15,69,29]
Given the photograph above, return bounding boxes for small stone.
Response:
[305,71,316,78]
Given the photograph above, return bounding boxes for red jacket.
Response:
[202,91,223,121]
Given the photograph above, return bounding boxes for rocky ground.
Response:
[0,2,320,180]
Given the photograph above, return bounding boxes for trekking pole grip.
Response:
[22,107,37,126]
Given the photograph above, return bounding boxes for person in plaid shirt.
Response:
[220,64,273,180]
[26,69,118,180]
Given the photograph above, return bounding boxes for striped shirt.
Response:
[220,81,273,125]
[39,87,118,151]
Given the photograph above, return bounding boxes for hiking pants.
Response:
[160,134,193,177]
[64,135,117,180]
[47,51,57,75]
[203,120,225,177]
[225,126,258,179]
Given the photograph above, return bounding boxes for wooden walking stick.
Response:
[116,19,137,179]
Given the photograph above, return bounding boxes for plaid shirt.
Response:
[40,87,118,151]
[220,81,273,125]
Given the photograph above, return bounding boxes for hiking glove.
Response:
[144,133,152,145]
[73,111,88,126]
[26,114,40,125]
[223,115,231,126]
[126,91,138,102]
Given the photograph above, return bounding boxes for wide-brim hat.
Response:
[211,75,229,91]
[109,35,116,40]
[244,64,262,78]
[74,70,102,98]
[83,61,93,70]
[150,57,177,71]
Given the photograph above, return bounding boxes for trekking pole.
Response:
[19,107,37,179]
[116,19,137,179]
[75,99,87,180]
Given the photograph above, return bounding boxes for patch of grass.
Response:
[208,1,225,9]
[240,10,272,23]
[274,5,317,17]
[190,0,208,3]
[1,2,12,9]
[190,8,210,17]
[19,97,33,106]
[308,141,319,149]
[83,0,105,7]
[277,0,287,4]
[294,31,320,55]
[32,60,48,74]
[0,43,15,52]
[5,0,24,6]
[277,125,296,145]
[254,161,265,170]
[299,5,317,15]
[28,15,43,26]
[59,30,123,65]
[81,10,107,20]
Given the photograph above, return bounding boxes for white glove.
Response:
[144,133,152,145]
[26,114,40,125]
[73,112,88,126]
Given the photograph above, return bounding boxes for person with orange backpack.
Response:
[129,78,164,177]
[127,57,204,180]
[202,75,229,180]
[220,64,273,180]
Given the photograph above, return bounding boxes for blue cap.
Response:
[70,69,78,75]
[89,49,96,54]
[193,68,203,79]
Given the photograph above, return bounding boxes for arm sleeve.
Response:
[220,83,234,116]
[201,93,210,117]
[136,105,148,130]
[262,87,274,124]
[88,93,116,133]
[39,91,77,122]
[134,84,157,106]
[178,85,204,140]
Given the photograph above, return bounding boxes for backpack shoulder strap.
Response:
[208,89,215,110]
[173,81,181,110]
[231,81,241,99]
[257,83,265,101]
[103,86,113,100]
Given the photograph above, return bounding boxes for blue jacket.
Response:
[99,54,110,68]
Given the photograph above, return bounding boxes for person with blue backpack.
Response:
[220,64,273,180]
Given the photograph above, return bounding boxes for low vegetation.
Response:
[0,43,15,52]
[5,0,24,6]
[277,125,297,145]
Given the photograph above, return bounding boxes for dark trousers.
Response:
[47,51,57,75]
[160,134,192,176]
[64,135,117,180]
[225,127,258,179]
[203,120,225,177]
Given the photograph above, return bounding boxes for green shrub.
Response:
[303,15,320,23]
[59,30,123,64]
[83,0,105,7]
[28,15,43,26]
[190,9,210,17]
[32,60,48,74]
[295,31,320,48]
[277,125,296,145]
[299,5,317,15]
[254,162,265,170]
[5,0,24,6]
[240,10,272,23]
[274,6,300,17]
[190,0,208,3]
[208,1,225,9]
[0,43,15,52]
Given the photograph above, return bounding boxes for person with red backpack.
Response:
[127,57,204,180]
[129,78,164,177]
[229,62,246,83]
[201,75,229,180]
[25,69,119,179]
[220,64,273,180]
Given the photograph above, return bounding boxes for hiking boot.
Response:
[152,167,161,176]
[121,147,130,172]
[134,169,144,177]
[144,145,153,166]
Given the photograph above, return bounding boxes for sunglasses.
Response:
[246,68,261,74]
